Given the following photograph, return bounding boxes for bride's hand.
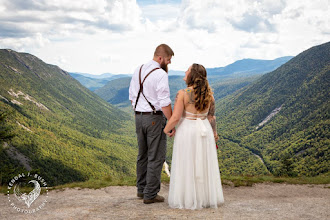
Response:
[168,127,176,137]
[214,133,219,142]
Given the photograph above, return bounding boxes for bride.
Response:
[163,63,225,209]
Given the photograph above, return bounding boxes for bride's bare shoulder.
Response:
[174,89,185,101]
[183,87,194,93]
[181,88,195,104]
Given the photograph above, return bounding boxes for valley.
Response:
[0,42,328,187]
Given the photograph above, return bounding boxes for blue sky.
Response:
[0,0,329,74]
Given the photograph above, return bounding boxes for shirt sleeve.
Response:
[129,67,139,102]
[156,72,171,108]
[129,76,135,101]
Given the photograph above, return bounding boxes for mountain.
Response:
[215,42,330,177]
[207,56,293,77]
[96,75,262,110]
[167,57,293,77]
[94,75,189,108]
[168,70,185,76]
[94,57,292,108]
[72,72,114,79]
[70,72,132,91]
[0,46,321,186]
[94,77,132,108]
[69,73,113,91]
[0,49,137,186]
[211,75,261,100]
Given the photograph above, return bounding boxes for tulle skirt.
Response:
[168,117,225,209]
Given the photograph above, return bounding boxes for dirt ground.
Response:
[1,183,329,220]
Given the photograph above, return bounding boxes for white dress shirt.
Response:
[129,60,171,112]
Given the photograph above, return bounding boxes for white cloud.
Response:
[0,0,143,38]
[0,0,329,74]
[140,3,180,22]
[178,0,287,33]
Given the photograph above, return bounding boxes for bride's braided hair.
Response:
[186,63,213,111]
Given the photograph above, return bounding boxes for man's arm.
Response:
[157,73,172,120]
[161,104,172,120]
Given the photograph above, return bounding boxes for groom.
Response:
[129,44,175,204]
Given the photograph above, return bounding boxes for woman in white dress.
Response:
[164,63,224,209]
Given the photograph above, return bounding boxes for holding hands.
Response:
[164,127,176,137]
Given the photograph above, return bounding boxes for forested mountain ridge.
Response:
[207,56,293,77]
[69,72,132,91]
[69,73,113,91]
[216,41,330,177]
[0,49,137,186]
[94,77,132,107]
[94,57,293,109]
[71,56,293,93]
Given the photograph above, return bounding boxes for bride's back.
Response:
[182,87,210,115]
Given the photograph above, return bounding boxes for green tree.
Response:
[0,111,15,142]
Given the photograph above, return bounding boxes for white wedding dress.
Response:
[168,110,225,209]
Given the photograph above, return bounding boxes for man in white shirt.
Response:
[129,44,175,204]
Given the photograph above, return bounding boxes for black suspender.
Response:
[134,65,160,113]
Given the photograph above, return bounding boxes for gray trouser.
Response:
[135,113,167,200]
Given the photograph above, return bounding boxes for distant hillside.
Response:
[94,77,132,107]
[95,75,262,109]
[70,72,132,91]
[69,73,112,91]
[207,56,293,77]
[0,49,137,186]
[211,75,261,100]
[216,42,330,177]
[74,72,114,79]
[167,57,293,77]
[95,57,292,107]
[94,75,193,108]
[168,70,185,76]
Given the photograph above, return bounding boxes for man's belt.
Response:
[135,111,163,115]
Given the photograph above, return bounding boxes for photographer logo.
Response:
[7,172,49,214]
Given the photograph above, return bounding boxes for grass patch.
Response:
[2,173,329,193]
[49,174,330,190]
[48,172,171,191]
[1,184,49,195]
[50,175,136,191]
[221,174,330,187]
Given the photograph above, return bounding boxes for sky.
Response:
[0,0,329,75]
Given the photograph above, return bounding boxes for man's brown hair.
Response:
[154,44,174,57]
